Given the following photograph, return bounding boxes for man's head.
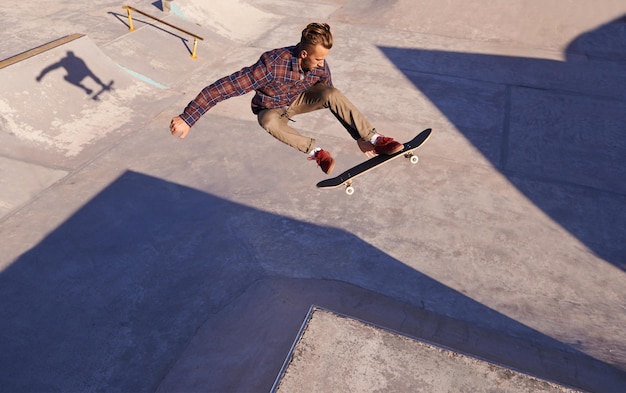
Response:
[298,23,333,72]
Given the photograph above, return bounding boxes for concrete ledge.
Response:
[273,307,581,393]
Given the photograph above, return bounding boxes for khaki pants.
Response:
[257,83,377,154]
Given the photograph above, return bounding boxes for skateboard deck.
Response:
[317,128,432,194]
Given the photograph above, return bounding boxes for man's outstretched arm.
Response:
[169,55,274,139]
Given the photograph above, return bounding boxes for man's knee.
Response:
[257,109,282,131]
[311,84,339,105]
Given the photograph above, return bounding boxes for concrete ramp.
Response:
[334,0,626,53]
[1,1,625,392]
[166,0,284,44]
[103,5,233,87]
[164,0,351,44]
[0,33,178,168]
[273,307,580,392]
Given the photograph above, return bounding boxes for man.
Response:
[170,22,403,175]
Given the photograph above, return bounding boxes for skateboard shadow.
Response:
[0,171,623,392]
[379,14,626,271]
[36,50,113,101]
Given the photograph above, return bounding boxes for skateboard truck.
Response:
[405,152,419,164]
[345,180,354,195]
[342,153,419,195]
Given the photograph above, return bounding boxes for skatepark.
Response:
[0,0,625,391]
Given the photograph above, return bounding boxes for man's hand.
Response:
[170,116,191,139]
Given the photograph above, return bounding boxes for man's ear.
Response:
[300,49,308,59]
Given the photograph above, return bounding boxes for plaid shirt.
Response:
[180,45,333,126]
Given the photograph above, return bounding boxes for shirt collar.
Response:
[291,45,301,73]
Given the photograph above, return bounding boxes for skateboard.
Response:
[316,128,432,195]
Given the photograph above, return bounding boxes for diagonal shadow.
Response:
[379,15,626,270]
[0,171,623,392]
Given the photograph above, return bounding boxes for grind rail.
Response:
[122,5,204,59]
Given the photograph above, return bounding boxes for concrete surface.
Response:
[273,307,580,392]
[0,0,625,392]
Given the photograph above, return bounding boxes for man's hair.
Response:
[299,23,333,51]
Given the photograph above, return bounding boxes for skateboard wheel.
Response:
[409,155,419,164]
[346,186,355,195]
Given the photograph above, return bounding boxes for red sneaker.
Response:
[373,135,403,155]
[308,149,335,174]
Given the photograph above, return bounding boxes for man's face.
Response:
[299,44,330,72]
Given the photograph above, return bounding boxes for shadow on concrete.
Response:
[36,50,113,101]
[566,14,626,62]
[151,1,165,12]
[0,171,623,391]
[379,15,626,271]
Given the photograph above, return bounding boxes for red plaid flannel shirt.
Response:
[180,45,333,127]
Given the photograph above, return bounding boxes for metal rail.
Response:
[122,5,204,59]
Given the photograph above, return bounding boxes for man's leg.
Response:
[257,83,376,152]
[257,107,335,173]
[289,83,377,142]
[256,83,399,174]
[257,108,316,153]
[291,83,403,155]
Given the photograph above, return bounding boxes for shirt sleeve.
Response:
[180,55,274,127]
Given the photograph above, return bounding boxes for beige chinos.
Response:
[257,83,377,154]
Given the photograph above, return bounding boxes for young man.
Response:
[170,22,403,175]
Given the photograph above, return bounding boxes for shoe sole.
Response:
[376,144,404,155]
[325,160,336,175]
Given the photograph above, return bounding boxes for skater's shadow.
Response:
[36,50,113,101]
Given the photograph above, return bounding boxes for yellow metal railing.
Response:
[122,5,204,59]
